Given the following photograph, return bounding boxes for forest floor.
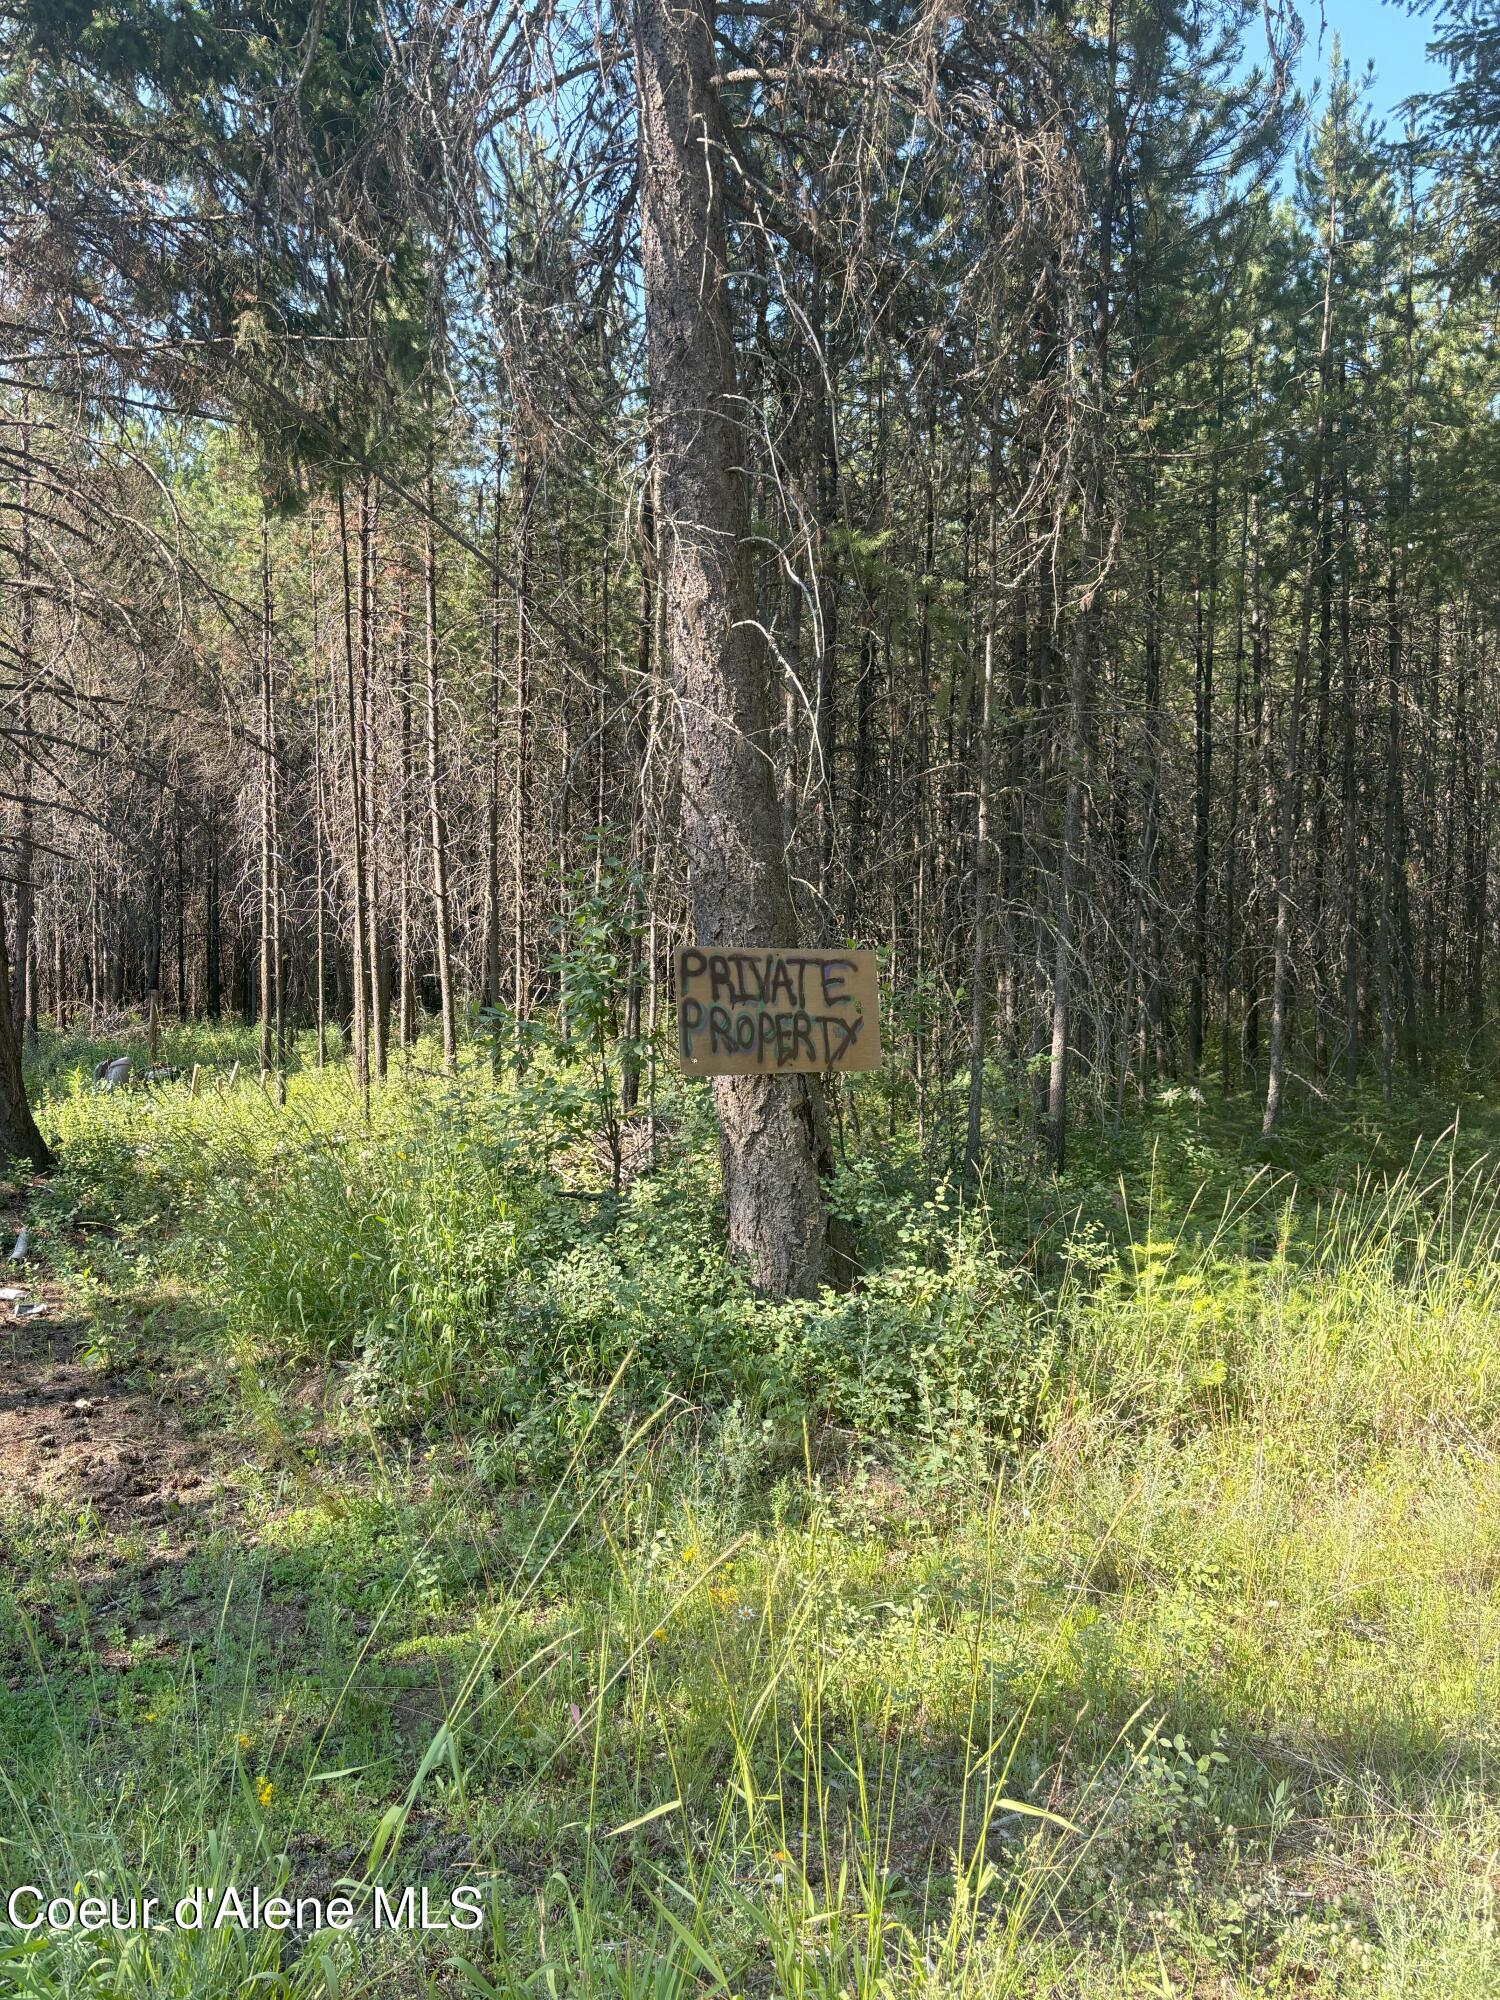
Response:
[3,1025,1500,1997]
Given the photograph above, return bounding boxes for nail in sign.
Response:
[674,947,882,1076]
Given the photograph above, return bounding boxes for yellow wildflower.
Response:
[256,1777,275,1809]
[708,1585,739,1610]
[680,1543,700,1564]
[651,1627,666,1641]
[236,1732,253,1752]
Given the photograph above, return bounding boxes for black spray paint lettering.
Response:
[680,950,856,1013]
[679,1002,865,1068]
[678,951,865,1069]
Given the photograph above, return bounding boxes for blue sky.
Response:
[1296,0,1450,127]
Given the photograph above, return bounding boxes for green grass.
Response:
[2,1021,1499,1994]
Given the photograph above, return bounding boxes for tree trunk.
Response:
[313,665,329,1066]
[1261,573,1312,1134]
[13,397,35,1043]
[424,449,457,1071]
[0,889,50,1171]
[359,484,390,1081]
[173,800,187,1017]
[1264,125,1339,1135]
[1047,608,1090,1172]
[1047,0,1118,1172]
[963,626,997,1186]
[633,0,834,1295]
[621,453,656,1115]
[482,465,505,1023]
[814,275,839,917]
[1380,562,1404,1097]
[1340,435,1359,1085]
[258,508,276,1081]
[513,457,533,1026]
[205,801,222,1020]
[1189,526,1214,1073]
[337,485,372,1105]
[396,577,417,1049]
[1219,487,1247,1093]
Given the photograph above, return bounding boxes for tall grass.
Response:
[7,1034,1500,1993]
[0,1440,1248,1999]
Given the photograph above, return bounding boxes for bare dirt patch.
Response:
[0,1226,221,1525]
[0,1329,219,1522]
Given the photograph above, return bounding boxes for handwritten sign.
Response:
[674,947,881,1076]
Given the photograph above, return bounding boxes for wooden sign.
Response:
[674,947,882,1076]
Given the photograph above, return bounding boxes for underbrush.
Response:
[28,1030,1500,1485]
[33,1038,1062,1474]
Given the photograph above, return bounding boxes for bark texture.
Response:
[0,893,50,1171]
[633,0,832,1296]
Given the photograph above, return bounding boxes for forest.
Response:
[1,0,1499,1994]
